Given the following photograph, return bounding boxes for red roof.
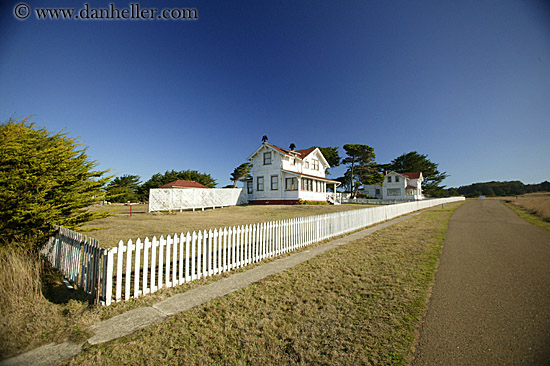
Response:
[265,143,316,160]
[403,172,421,179]
[160,180,210,189]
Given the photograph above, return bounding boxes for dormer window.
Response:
[263,152,272,165]
[387,176,392,183]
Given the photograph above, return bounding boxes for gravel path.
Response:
[413,200,550,366]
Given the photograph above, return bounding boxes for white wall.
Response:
[149,188,248,212]
[250,146,286,201]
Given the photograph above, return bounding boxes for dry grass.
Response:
[66,202,464,366]
[83,204,368,247]
[503,193,550,221]
[498,193,550,231]
[0,204,367,360]
[0,248,95,359]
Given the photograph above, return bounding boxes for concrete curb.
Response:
[1,211,421,366]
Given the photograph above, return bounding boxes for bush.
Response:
[299,200,329,205]
[0,117,111,249]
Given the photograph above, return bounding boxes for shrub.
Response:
[299,200,329,205]
[0,117,111,249]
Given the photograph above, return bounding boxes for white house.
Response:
[361,171,424,201]
[246,142,340,204]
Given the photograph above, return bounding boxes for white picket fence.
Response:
[41,226,107,301]
[43,197,464,305]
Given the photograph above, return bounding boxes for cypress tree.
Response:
[0,117,110,249]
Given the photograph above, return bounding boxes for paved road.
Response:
[413,200,550,366]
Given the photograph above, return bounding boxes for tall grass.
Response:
[509,193,550,221]
[0,247,49,358]
[0,247,43,312]
[0,246,95,360]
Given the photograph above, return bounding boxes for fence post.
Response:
[158,236,165,290]
[143,237,150,294]
[134,238,142,298]
[125,239,133,301]
[165,235,172,288]
[208,229,213,276]
[231,226,236,270]
[185,232,191,282]
[115,240,124,302]
[191,231,197,280]
[172,234,178,286]
[151,236,157,293]
[104,248,114,306]
[179,233,185,284]
[222,227,228,272]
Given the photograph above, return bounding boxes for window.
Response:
[263,152,271,165]
[313,160,319,170]
[257,176,264,191]
[271,175,278,190]
[387,176,392,183]
[395,176,400,182]
[375,188,381,195]
[305,161,310,169]
[387,188,401,196]
[285,177,298,191]
[301,179,315,191]
[247,181,253,194]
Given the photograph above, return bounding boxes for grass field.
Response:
[503,192,550,221]
[83,204,367,247]
[500,193,550,231]
[64,201,464,366]
[0,204,367,360]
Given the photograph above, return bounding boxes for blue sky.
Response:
[1,0,549,188]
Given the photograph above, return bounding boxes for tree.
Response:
[230,162,251,188]
[388,151,448,196]
[0,117,110,248]
[139,169,217,200]
[341,144,381,197]
[311,146,340,175]
[105,174,141,203]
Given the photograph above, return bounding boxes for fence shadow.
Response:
[41,259,95,305]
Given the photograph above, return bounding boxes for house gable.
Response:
[245,142,338,204]
[361,171,423,200]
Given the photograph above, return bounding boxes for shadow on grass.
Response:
[41,260,95,305]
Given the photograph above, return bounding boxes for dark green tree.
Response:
[0,117,110,248]
[341,144,381,197]
[388,151,448,196]
[105,174,141,203]
[311,146,340,175]
[230,162,252,188]
[139,169,217,200]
